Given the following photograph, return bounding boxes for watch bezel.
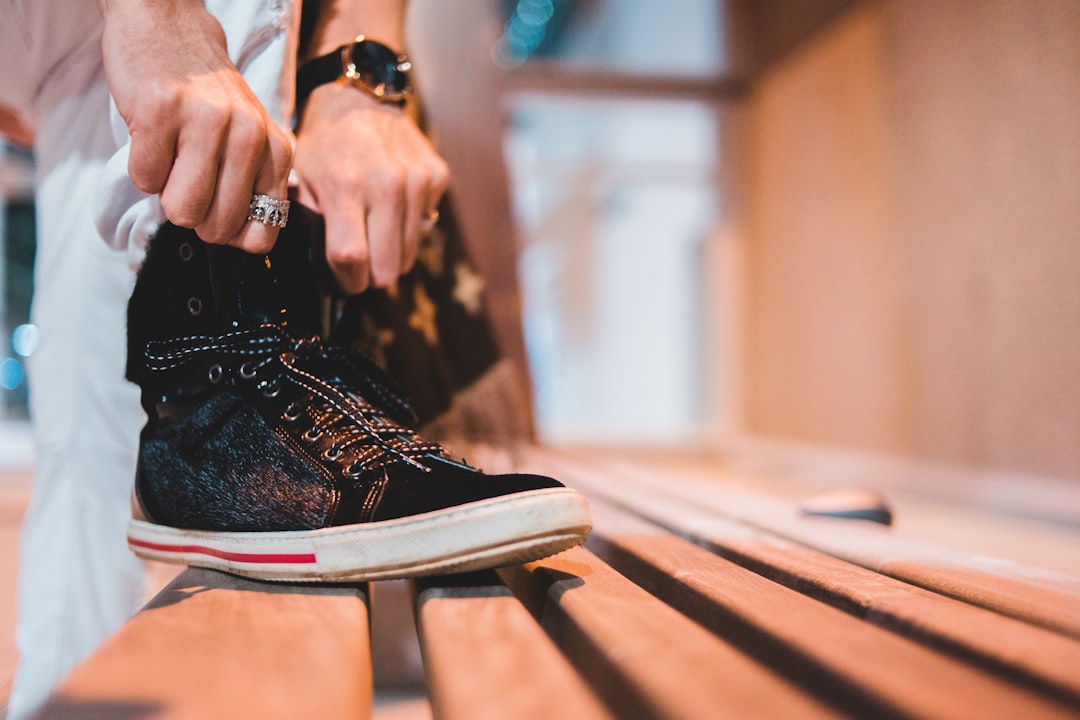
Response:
[340,35,413,103]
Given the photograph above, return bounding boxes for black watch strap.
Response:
[296,37,411,111]
[296,50,345,109]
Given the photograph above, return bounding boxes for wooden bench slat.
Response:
[33,448,1078,718]
[587,513,1079,719]
[578,468,1080,706]
[538,450,1080,638]
[499,546,837,720]
[414,572,614,720]
[36,568,374,720]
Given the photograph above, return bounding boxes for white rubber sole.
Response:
[127,487,591,582]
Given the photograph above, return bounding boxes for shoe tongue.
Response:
[209,203,325,339]
[127,204,329,408]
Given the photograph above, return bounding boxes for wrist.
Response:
[298,80,404,128]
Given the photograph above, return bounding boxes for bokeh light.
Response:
[0,357,24,390]
[12,323,38,357]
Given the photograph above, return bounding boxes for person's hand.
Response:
[292,83,450,294]
[99,0,292,253]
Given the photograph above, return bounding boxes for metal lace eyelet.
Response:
[345,462,364,478]
[207,364,223,384]
[260,379,281,398]
[303,426,324,441]
[282,403,303,421]
[187,297,203,316]
[178,242,194,262]
[239,362,258,380]
[324,445,343,461]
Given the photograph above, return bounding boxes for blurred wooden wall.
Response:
[739,0,1080,479]
[405,0,1080,482]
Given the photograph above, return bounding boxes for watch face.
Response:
[346,40,411,101]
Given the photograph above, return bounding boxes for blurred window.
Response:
[499,0,728,445]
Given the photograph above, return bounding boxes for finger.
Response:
[197,110,266,244]
[400,169,427,273]
[225,123,293,254]
[293,177,320,214]
[430,154,451,207]
[366,178,407,288]
[406,157,451,271]
[158,103,230,229]
[325,204,373,294]
[127,94,180,194]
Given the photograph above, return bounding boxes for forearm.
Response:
[97,0,214,29]
[302,0,409,61]
[97,0,231,93]
[98,0,202,11]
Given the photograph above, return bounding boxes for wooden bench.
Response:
[35,449,1080,719]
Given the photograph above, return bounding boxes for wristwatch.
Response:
[297,35,412,109]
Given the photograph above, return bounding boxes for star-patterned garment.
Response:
[329,196,510,429]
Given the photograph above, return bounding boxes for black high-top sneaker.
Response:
[125,207,591,582]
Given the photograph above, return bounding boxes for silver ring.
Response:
[420,209,440,233]
[247,194,290,228]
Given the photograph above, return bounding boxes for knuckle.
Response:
[268,125,293,162]
[160,195,202,229]
[431,157,450,183]
[433,165,451,193]
[276,137,294,170]
[334,168,365,194]
[140,82,182,121]
[199,97,233,128]
[129,164,165,194]
[271,145,293,182]
[217,217,247,245]
[328,246,369,271]
[232,116,266,155]
[195,226,227,245]
[371,168,407,202]
[192,215,226,245]
[405,167,425,194]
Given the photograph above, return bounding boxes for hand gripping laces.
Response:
[144,325,440,474]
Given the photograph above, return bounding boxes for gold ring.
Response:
[420,209,440,233]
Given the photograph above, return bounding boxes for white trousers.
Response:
[9,69,148,720]
[0,2,297,717]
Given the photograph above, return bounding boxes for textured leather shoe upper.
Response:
[129,211,565,534]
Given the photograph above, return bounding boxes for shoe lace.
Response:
[144,325,441,474]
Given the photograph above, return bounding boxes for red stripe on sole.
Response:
[129,537,317,564]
